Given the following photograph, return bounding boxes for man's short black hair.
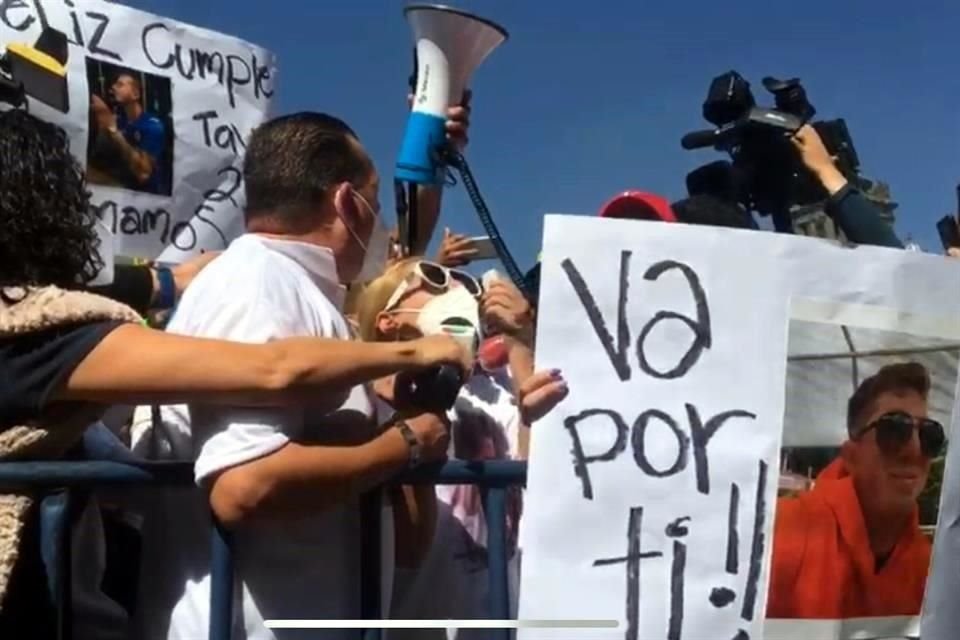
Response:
[847,362,931,436]
[671,194,757,229]
[243,112,371,224]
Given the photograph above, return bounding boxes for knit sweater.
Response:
[0,286,141,609]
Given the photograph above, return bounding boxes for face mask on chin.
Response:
[341,189,389,284]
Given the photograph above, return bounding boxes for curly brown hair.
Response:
[0,109,103,293]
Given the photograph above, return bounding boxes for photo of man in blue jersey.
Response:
[87,62,172,196]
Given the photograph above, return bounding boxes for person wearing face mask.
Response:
[353,258,568,639]
[126,112,475,640]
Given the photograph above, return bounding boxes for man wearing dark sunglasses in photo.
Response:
[767,362,945,619]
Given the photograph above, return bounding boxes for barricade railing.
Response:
[0,459,527,640]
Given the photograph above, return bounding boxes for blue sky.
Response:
[131,0,960,269]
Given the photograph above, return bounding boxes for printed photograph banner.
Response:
[0,0,277,265]
[519,214,960,640]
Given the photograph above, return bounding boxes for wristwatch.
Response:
[394,419,422,469]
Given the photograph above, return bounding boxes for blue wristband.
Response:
[155,266,176,309]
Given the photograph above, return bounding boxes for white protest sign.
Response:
[519,214,960,640]
[0,0,276,263]
[519,215,789,640]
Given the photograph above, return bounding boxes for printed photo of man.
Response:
[87,66,170,196]
[767,362,945,619]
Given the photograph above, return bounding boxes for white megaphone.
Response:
[394,4,508,187]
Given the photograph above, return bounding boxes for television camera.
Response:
[681,71,861,230]
[0,28,69,112]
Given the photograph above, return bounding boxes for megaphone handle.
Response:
[445,150,532,303]
[394,179,419,257]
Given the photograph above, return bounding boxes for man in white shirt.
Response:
[152,112,470,639]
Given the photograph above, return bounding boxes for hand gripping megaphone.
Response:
[394,4,508,255]
[396,4,507,185]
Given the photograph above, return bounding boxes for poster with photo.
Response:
[519,214,960,640]
[769,313,959,640]
[0,0,277,269]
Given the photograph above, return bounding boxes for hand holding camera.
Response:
[790,124,849,196]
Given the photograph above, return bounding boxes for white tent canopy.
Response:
[784,320,960,447]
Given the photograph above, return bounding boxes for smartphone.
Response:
[469,235,498,260]
[936,215,960,251]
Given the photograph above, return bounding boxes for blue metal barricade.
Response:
[0,459,527,639]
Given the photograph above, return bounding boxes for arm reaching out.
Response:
[57,324,472,407]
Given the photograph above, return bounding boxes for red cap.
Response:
[598,190,677,223]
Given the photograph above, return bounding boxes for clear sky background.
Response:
[130,0,960,269]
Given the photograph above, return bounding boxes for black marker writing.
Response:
[0,0,33,31]
[740,459,768,622]
[92,199,173,244]
[142,22,274,108]
[91,195,230,254]
[635,261,712,379]
[561,252,632,381]
[203,166,242,207]
[189,166,242,249]
[562,253,713,383]
[709,587,736,608]
[688,406,757,495]
[565,405,755,501]
[193,110,247,155]
[726,483,740,574]
[632,409,689,478]
[665,517,690,640]
[26,0,121,60]
[593,507,663,640]
[564,409,628,500]
[84,11,121,61]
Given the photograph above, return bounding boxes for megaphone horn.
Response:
[395,4,508,186]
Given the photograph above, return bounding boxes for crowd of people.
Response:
[0,74,958,640]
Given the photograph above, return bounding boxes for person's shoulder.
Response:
[171,238,328,337]
[139,113,165,133]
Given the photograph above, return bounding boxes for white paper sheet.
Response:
[0,0,276,263]
[519,215,790,640]
[519,214,960,640]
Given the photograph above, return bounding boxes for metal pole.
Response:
[788,343,960,362]
[361,489,383,640]
[56,490,77,640]
[482,487,510,640]
[209,520,234,640]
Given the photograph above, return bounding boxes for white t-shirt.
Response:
[131,234,393,640]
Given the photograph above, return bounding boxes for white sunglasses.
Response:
[383,260,482,313]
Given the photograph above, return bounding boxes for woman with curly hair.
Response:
[0,109,469,637]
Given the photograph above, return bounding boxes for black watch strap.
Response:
[394,419,422,469]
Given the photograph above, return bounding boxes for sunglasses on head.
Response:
[856,411,945,458]
[383,260,482,313]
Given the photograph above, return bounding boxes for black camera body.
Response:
[393,364,464,414]
[683,71,861,221]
